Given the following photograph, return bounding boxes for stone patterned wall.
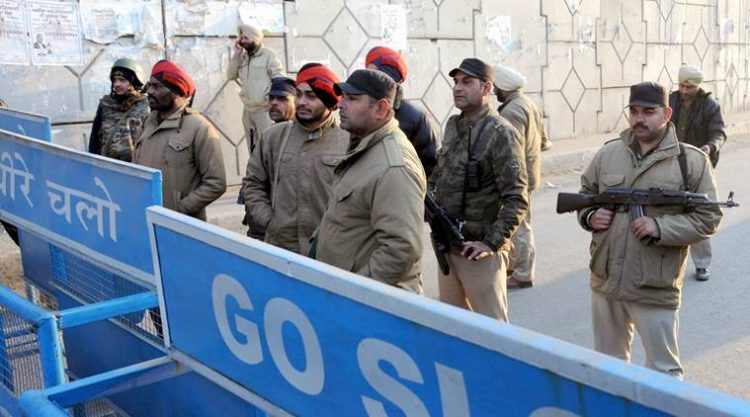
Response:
[1,0,747,185]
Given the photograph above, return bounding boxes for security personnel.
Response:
[429,58,528,321]
[315,69,427,293]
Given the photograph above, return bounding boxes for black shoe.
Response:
[696,268,710,281]
[507,276,533,289]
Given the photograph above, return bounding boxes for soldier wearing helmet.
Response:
[88,57,150,162]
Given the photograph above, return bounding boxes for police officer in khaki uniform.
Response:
[579,82,722,379]
[243,63,348,255]
[314,69,427,293]
[428,58,528,321]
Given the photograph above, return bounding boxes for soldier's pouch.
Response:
[636,245,686,289]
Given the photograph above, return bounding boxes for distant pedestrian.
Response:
[669,65,727,281]
[315,69,427,293]
[227,22,284,155]
[579,81,721,379]
[365,46,440,176]
[244,64,348,253]
[428,58,528,320]
[88,58,149,162]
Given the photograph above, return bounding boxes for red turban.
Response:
[151,60,196,98]
[295,64,341,108]
[365,47,408,83]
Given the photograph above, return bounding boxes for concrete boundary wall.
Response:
[1,0,748,185]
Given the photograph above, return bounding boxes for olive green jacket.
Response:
[428,103,528,251]
[315,119,427,293]
[498,90,545,191]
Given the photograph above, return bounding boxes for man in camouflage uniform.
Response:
[243,64,348,255]
[669,65,727,281]
[493,64,547,289]
[429,59,528,321]
[88,58,149,162]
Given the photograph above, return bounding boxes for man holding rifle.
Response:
[577,81,722,379]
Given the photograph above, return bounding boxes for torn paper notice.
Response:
[239,1,285,33]
[27,0,83,66]
[79,0,143,44]
[486,15,512,48]
[134,1,163,48]
[380,4,407,51]
[0,0,31,65]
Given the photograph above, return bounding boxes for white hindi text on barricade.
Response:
[46,176,121,242]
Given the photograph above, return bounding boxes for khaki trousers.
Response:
[508,199,535,282]
[438,251,508,322]
[242,108,273,155]
[690,238,712,269]
[591,291,683,379]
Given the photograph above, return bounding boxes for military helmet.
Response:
[110,58,146,88]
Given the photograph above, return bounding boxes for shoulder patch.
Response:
[383,136,406,167]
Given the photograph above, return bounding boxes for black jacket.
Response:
[669,89,726,166]
[395,99,440,177]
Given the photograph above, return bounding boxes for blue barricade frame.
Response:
[0,128,162,283]
[0,109,51,143]
[146,206,750,417]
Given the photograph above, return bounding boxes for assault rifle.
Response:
[425,193,465,275]
[557,187,739,218]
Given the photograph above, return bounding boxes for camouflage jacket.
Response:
[428,103,528,251]
[89,94,149,162]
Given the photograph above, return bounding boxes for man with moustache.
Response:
[669,65,726,281]
[428,58,528,321]
[244,63,348,255]
[227,22,285,155]
[314,69,426,293]
[88,58,149,162]
[579,82,721,379]
[239,76,297,238]
[134,60,227,221]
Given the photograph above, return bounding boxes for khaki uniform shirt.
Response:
[498,90,546,191]
[226,46,284,111]
[579,124,722,308]
[243,113,348,254]
[134,106,227,221]
[428,103,528,251]
[315,119,427,293]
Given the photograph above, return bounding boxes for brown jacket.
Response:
[315,119,427,293]
[134,106,227,220]
[226,46,285,111]
[243,114,348,254]
[498,90,545,191]
[579,124,722,308]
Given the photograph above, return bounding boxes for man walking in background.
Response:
[669,65,727,281]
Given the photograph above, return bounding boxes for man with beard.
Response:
[428,58,528,321]
[88,58,149,162]
[227,22,284,155]
[134,60,227,221]
[243,63,348,254]
[365,46,439,176]
[314,69,427,293]
[669,65,727,281]
[493,64,547,289]
[579,82,721,379]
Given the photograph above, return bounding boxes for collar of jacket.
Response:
[148,104,191,131]
[295,110,336,139]
[456,103,495,136]
[620,121,680,161]
[337,118,399,171]
[102,92,145,111]
[503,90,523,103]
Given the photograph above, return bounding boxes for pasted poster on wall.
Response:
[380,4,407,51]
[26,0,83,66]
[0,0,31,65]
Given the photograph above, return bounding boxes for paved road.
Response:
[421,138,750,400]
